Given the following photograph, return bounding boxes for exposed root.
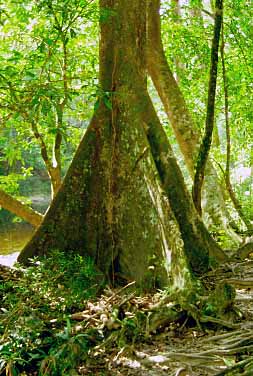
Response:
[236,239,253,260]
[3,259,253,375]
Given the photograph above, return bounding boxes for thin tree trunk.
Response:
[0,189,43,227]
[30,118,61,198]
[49,165,61,197]
[220,23,253,233]
[192,0,223,215]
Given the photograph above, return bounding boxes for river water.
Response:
[0,176,51,266]
[0,223,34,266]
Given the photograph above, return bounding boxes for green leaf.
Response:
[103,95,112,110]
[44,38,54,46]
[41,101,51,115]
[70,28,77,38]
[94,98,100,112]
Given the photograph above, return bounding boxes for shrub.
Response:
[0,250,101,375]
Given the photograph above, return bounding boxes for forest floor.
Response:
[82,307,253,376]
[77,260,253,376]
[1,259,253,376]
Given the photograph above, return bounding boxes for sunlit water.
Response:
[0,223,34,266]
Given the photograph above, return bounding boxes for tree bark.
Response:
[146,0,240,242]
[18,0,226,288]
[192,0,223,215]
[141,95,227,268]
[19,0,190,288]
[147,0,198,173]
[30,118,61,198]
[0,188,43,227]
[220,24,253,233]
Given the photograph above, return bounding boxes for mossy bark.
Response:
[18,0,225,288]
[141,95,227,271]
[18,0,191,289]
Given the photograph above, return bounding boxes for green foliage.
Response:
[0,250,101,375]
[116,313,145,348]
[0,170,32,196]
[202,282,236,318]
[0,0,99,197]
[159,0,253,232]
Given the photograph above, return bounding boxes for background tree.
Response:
[147,0,241,244]
[192,0,223,215]
[149,0,253,242]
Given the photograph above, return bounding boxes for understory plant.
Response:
[0,250,101,375]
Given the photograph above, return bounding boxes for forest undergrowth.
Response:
[1,251,253,376]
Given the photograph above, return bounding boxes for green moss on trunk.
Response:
[18,0,224,291]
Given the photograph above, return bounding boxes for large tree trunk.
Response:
[147,0,241,242]
[18,0,186,288]
[18,0,226,288]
